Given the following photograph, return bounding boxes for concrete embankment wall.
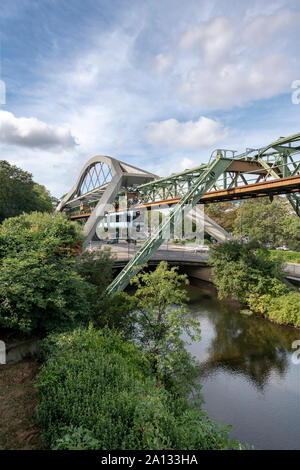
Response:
[184,263,300,286]
[183,265,214,283]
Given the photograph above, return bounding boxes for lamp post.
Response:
[239,200,243,242]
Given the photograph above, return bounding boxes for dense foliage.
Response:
[0,160,53,222]
[205,201,238,234]
[74,249,137,337]
[209,240,300,327]
[36,327,240,450]
[269,249,300,264]
[0,212,96,334]
[247,291,300,327]
[128,262,201,396]
[233,197,300,250]
[206,196,300,250]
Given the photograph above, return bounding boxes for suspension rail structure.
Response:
[54,133,300,296]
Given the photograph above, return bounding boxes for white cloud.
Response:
[179,156,197,171]
[0,111,77,150]
[177,53,292,109]
[2,2,300,198]
[145,116,227,149]
[162,9,299,110]
[242,8,299,45]
[154,53,174,72]
[179,17,234,64]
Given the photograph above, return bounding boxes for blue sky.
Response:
[0,0,300,196]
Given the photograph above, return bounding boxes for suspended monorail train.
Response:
[96,209,147,241]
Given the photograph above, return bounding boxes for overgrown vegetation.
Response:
[209,240,300,327]
[127,262,201,397]
[0,207,244,450]
[0,212,96,334]
[205,196,300,251]
[269,249,300,265]
[36,326,240,450]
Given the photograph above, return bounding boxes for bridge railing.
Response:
[89,240,210,265]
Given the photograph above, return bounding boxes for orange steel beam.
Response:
[69,212,91,219]
[138,174,300,207]
[68,174,300,219]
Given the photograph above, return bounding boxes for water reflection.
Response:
[187,280,298,391]
[185,279,300,449]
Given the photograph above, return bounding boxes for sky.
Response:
[0,0,300,197]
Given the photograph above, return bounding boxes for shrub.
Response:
[248,292,300,327]
[209,240,300,327]
[0,211,82,260]
[129,262,201,397]
[209,240,284,303]
[269,250,300,264]
[36,327,239,450]
[0,212,96,334]
[265,292,300,326]
[0,251,96,333]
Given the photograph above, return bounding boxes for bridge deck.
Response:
[69,174,300,219]
[89,242,300,282]
[138,173,300,207]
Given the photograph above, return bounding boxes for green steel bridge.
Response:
[55,132,300,296]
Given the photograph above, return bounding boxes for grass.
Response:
[269,250,300,264]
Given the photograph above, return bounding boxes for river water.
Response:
[184,279,300,450]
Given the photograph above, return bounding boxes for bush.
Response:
[0,251,96,333]
[0,211,82,259]
[209,240,300,327]
[0,212,96,334]
[36,327,240,450]
[265,292,300,326]
[129,262,201,397]
[248,292,300,327]
[209,240,284,303]
[269,250,300,264]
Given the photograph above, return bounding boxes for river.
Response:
[184,279,300,450]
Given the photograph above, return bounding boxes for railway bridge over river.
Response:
[55,132,300,295]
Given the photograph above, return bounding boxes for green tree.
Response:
[74,248,114,293]
[74,249,137,337]
[233,196,299,249]
[0,160,53,223]
[129,262,201,396]
[0,212,96,334]
[205,201,238,233]
[209,240,285,303]
[281,214,300,251]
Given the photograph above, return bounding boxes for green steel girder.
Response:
[138,163,209,203]
[287,194,300,216]
[257,156,300,216]
[106,156,232,296]
[138,136,300,203]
